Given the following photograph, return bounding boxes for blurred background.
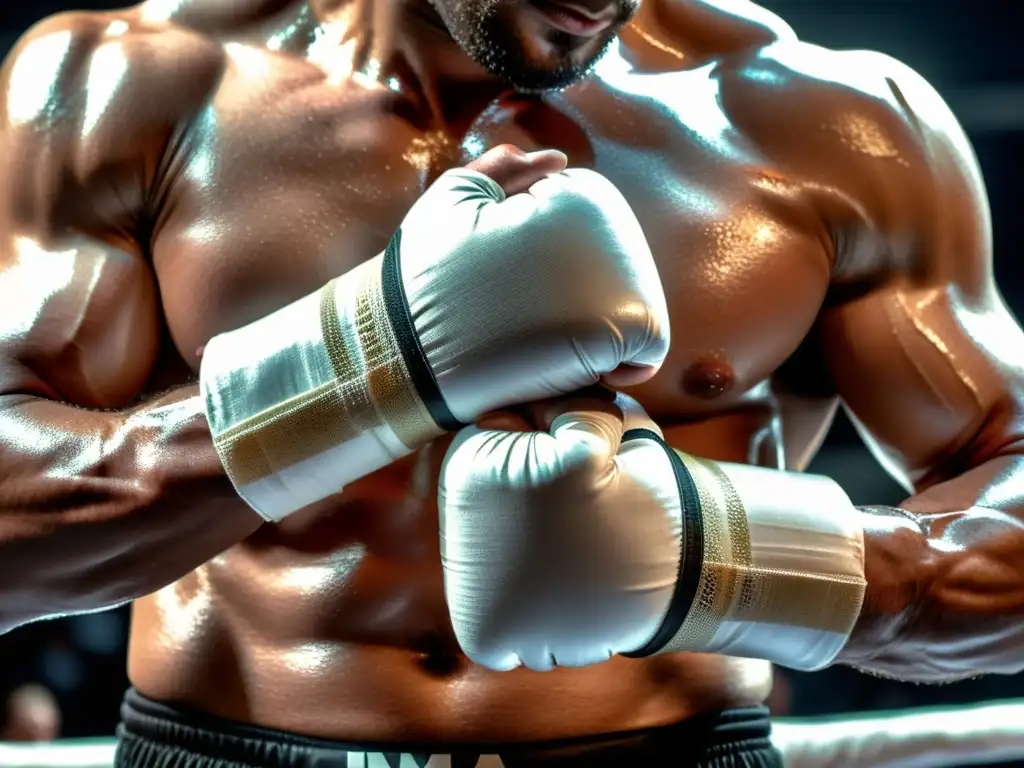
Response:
[0,0,1022,755]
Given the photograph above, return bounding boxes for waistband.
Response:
[117,687,777,767]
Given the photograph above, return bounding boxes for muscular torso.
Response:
[112,0,860,741]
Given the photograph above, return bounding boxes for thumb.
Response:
[550,402,625,471]
[466,144,569,197]
[410,145,568,249]
[616,393,663,438]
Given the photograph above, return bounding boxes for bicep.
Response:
[816,64,1024,486]
[0,13,180,408]
[0,232,160,408]
[819,280,1024,489]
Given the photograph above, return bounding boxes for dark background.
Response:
[1,0,1022,745]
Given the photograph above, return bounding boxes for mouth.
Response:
[528,0,616,37]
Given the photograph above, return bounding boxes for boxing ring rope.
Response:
[4,700,1024,768]
[774,700,1024,767]
[0,738,113,768]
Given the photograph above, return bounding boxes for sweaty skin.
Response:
[1,0,1023,744]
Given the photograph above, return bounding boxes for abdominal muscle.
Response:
[127,432,774,744]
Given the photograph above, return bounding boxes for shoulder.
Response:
[626,0,797,68]
[634,5,970,193]
[2,7,226,133]
[721,41,965,166]
[1,7,226,232]
[133,0,307,35]
[719,41,987,278]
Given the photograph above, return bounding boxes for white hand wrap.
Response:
[200,256,445,521]
[624,437,867,671]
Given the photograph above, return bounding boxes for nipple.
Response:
[683,356,735,400]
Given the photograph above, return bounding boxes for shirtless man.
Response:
[2,0,1022,765]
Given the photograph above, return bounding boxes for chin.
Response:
[509,25,615,89]
[452,0,618,91]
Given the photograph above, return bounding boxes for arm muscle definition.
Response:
[0,12,260,631]
[737,48,1024,682]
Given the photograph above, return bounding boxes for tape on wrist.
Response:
[621,430,866,671]
[200,231,462,521]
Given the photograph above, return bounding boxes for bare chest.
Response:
[151,54,833,420]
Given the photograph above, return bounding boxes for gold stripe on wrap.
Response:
[215,380,369,487]
[660,450,865,655]
[320,279,381,438]
[214,281,382,488]
[659,453,751,653]
[214,272,445,490]
[354,265,445,449]
[729,567,865,632]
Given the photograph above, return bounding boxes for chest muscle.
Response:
[152,56,832,421]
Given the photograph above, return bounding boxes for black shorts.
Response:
[115,687,783,768]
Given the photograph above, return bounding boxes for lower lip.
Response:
[531,0,614,36]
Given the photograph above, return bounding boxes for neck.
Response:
[311,0,511,126]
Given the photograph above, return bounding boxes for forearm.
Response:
[838,452,1024,681]
[0,387,261,629]
[650,447,1024,681]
